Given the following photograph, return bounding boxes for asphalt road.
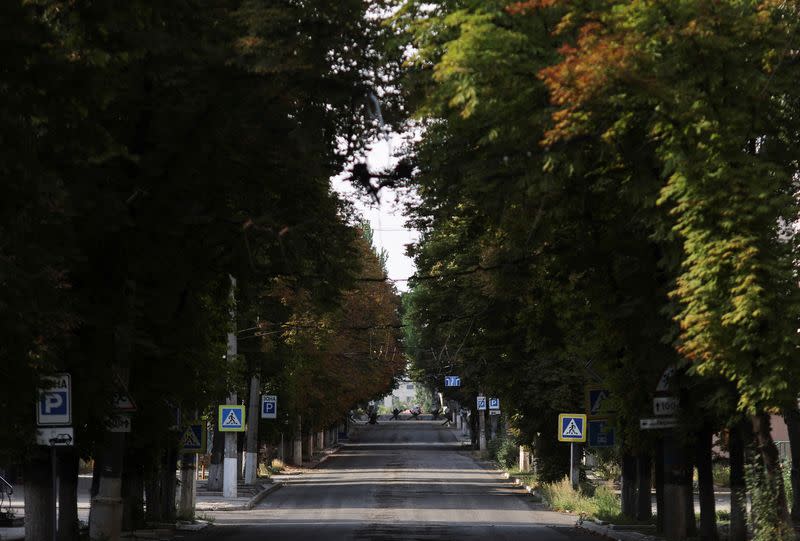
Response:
[192,421,596,541]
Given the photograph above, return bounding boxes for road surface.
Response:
[193,421,595,540]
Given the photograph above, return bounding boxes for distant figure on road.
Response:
[431,407,440,420]
[368,410,379,424]
[391,408,400,420]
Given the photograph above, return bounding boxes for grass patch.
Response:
[539,477,653,527]
[592,484,622,521]
[540,478,602,516]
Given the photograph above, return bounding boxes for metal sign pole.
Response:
[569,442,575,490]
[50,442,57,541]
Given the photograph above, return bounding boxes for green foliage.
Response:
[1,0,401,476]
[540,478,621,521]
[712,462,731,488]
[591,453,622,483]
[488,433,518,469]
[399,1,800,534]
[745,455,794,541]
[592,485,624,523]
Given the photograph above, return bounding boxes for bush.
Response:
[592,456,621,483]
[712,462,730,487]
[489,434,519,469]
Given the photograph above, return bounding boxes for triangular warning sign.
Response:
[592,391,608,414]
[183,428,200,447]
[223,410,241,427]
[563,419,581,437]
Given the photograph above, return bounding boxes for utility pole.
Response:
[223,276,238,499]
[244,373,260,485]
[477,393,487,452]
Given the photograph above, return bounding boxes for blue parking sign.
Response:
[261,395,277,419]
[37,373,71,426]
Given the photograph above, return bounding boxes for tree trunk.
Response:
[144,469,162,523]
[207,428,224,491]
[304,431,313,461]
[292,416,303,466]
[89,431,126,541]
[782,405,800,521]
[684,446,696,537]
[636,451,653,521]
[695,428,717,540]
[236,431,244,481]
[177,455,196,520]
[729,422,747,541]
[159,446,177,522]
[662,435,688,541]
[121,458,145,532]
[478,410,487,452]
[244,373,260,485]
[750,412,793,533]
[621,453,637,517]
[57,447,79,541]
[655,438,665,533]
[24,452,54,541]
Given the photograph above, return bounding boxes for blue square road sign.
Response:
[558,413,587,442]
[588,419,615,448]
[218,405,245,432]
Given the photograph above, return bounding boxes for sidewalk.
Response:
[195,479,279,512]
[0,473,281,540]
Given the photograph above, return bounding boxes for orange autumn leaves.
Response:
[277,232,404,428]
[507,1,638,146]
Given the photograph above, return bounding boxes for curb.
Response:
[504,473,544,502]
[246,482,283,509]
[197,482,283,512]
[309,445,341,469]
[577,520,661,541]
[176,520,211,532]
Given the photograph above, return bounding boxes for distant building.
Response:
[382,379,417,409]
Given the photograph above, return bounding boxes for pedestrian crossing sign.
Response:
[218,405,246,432]
[558,413,587,442]
[180,422,206,453]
